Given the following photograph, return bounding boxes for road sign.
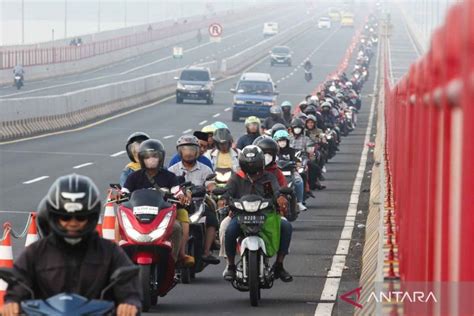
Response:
[208,23,223,37]
[173,46,183,59]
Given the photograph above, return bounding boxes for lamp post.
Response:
[64,0,68,38]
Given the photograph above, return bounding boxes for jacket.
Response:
[206,148,240,172]
[265,163,288,187]
[236,133,260,150]
[223,170,281,202]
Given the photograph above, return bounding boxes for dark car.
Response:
[269,46,292,66]
[175,67,215,104]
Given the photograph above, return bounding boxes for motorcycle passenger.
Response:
[236,116,261,150]
[273,130,307,210]
[206,128,240,172]
[120,132,150,187]
[122,139,194,267]
[168,132,213,170]
[201,125,216,150]
[222,146,293,282]
[168,135,220,265]
[281,101,293,125]
[3,174,141,316]
[263,105,287,131]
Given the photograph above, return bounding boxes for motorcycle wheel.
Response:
[140,265,152,312]
[248,250,260,307]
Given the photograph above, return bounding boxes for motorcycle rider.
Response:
[201,125,216,150]
[281,101,293,125]
[12,64,25,86]
[168,131,213,170]
[122,139,194,267]
[305,115,328,178]
[273,130,308,209]
[236,116,261,150]
[3,174,141,316]
[206,128,240,172]
[303,59,313,81]
[221,145,293,282]
[168,135,220,265]
[120,132,150,187]
[263,105,288,131]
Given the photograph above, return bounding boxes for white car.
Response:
[318,17,332,29]
[263,22,279,37]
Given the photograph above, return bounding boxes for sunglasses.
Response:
[58,214,88,222]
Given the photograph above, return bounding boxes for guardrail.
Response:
[383,1,474,314]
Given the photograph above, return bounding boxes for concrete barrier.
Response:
[0,17,313,141]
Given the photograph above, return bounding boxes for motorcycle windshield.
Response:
[123,189,170,222]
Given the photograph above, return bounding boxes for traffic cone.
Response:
[102,200,116,241]
[25,213,39,247]
[0,224,14,308]
[96,214,103,237]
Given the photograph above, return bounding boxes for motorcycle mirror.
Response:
[0,268,35,299]
[100,266,139,300]
[279,187,293,195]
[109,183,122,190]
[212,188,227,196]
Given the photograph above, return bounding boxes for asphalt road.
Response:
[0,7,382,316]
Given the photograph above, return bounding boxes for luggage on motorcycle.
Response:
[258,212,281,257]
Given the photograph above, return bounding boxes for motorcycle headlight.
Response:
[243,201,261,213]
[216,171,232,182]
[260,202,269,209]
[121,211,172,242]
[234,99,245,105]
[263,101,275,106]
[233,201,244,210]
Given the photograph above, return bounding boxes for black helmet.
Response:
[239,145,265,176]
[269,105,282,116]
[44,174,101,242]
[303,105,317,116]
[126,132,150,162]
[138,139,166,170]
[36,197,50,238]
[290,118,305,129]
[253,137,278,166]
[213,128,233,150]
[271,123,287,137]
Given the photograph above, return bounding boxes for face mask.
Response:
[144,157,159,169]
[264,153,273,166]
[293,127,302,135]
[278,140,287,148]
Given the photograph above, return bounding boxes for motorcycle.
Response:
[14,75,23,90]
[0,266,139,315]
[324,128,338,159]
[276,160,299,222]
[304,70,313,82]
[226,190,292,307]
[110,187,179,312]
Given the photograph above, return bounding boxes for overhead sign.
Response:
[208,23,223,37]
[173,46,183,59]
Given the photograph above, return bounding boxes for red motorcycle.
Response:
[110,187,179,312]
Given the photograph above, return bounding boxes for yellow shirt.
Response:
[216,152,233,169]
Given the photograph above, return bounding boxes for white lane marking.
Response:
[199,120,208,125]
[224,107,231,112]
[110,150,126,157]
[182,129,192,134]
[23,176,49,184]
[163,135,175,139]
[73,162,94,169]
[314,31,380,316]
[213,113,221,118]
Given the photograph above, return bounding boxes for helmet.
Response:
[245,116,261,127]
[213,128,233,150]
[309,95,319,105]
[321,101,332,109]
[36,197,50,238]
[329,85,337,93]
[336,93,344,100]
[303,105,317,115]
[290,118,305,135]
[138,139,166,170]
[269,105,282,116]
[281,101,292,109]
[253,137,278,166]
[125,132,150,162]
[306,114,317,123]
[346,81,353,88]
[176,135,200,162]
[201,124,216,134]
[213,121,228,129]
[239,145,265,176]
[44,174,101,242]
[273,129,290,141]
[271,123,287,135]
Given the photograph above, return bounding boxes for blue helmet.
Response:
[273,129,290,141]
[213,121,228,129]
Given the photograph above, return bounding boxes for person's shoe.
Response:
[202,254,220,265]
[316,184,326,190]
[297,202,307,212]
[179,255,195,268]
[322,166,327,173]
[223,265,236,281]
[272,264,293,282]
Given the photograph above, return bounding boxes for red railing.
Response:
[384,1,474,314]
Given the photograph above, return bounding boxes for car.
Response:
[340,13,355,27]
[175,67,215,104]
[230,72,279,121]
[263,22,279,37]
[328,8,341,21]
[269,46,292,66]
[318,17,332,29]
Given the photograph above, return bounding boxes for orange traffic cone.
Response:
[0,223,14,307]
[102,200,116,241]
[25,213,39,247]
[96,214,103,237]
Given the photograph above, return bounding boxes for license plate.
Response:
[282,171,292,176]
[239,214,265,225]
